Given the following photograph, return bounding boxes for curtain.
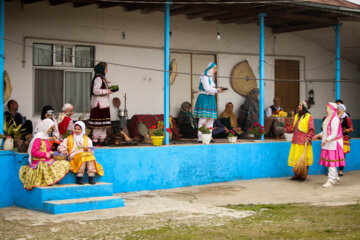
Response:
[75,46,94,68]
[34,69,63,113]
[33,43,53,66]
[65,71,92,113]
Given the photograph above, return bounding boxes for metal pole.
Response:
[259,13,266,141]
[164,1,171,145]
[0,0,4,135]
[335,24,341,100]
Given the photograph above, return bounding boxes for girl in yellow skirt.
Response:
[58,121,104,185]
[19,119,70,190]
[286,101,315,181]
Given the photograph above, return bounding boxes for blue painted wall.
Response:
[0,151,16,207]
[2,139,360,208]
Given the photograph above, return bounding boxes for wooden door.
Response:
[275,60,299,112]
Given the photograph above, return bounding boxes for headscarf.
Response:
[56,103,74,123]
[74,121,86,145]
[322,102,341,138]
[219,102,238,128]
[41,105,55,120]
[204,62,216,77]
[337,103,348,119]
[179,102,197,129]
[299,100,310,117]
[28,119,55,164]
[248,88,259,113]
[94,62,107,76]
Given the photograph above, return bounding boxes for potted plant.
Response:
[198,125,212,144]
[150,125,169,146]
[248,122,265,139]
[3,120,23,150]
[227,130,237,143]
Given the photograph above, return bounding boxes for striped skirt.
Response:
[194,94,217,119]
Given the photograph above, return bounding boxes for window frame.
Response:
[32,41,95,116]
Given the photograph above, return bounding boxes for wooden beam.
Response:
[97,2,122,9]
[221,15,257,24]
[272,23,330,34]
[49,0,71,6]
[73,0,96,8]
[269,12,338,25]
[187,10,225,20]
[141,5,164,14]
[170,6,207,16]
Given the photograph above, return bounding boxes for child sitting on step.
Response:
[58,121,104,185]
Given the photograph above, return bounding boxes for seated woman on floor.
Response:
[56,103,75,140]
[58,121,104,185]
[219,102,243,137]
[212,118,229,139]
[19,119,70,190]
[177,101,198,138]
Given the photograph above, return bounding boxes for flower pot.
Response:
[151,136,164,146]
[284,133,293,141]
[201,134,212,145]
[0,138,3,149]
[3,136,14,150]
[228,136,237,143]
[248,133,255,138]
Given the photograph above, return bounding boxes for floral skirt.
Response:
[70,152,104,176]
[288,143,313,167]
[319,143,345,167]
[344,140,350,154]
[19,160,70,190]
[194,94,217,119]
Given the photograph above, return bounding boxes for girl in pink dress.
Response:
[313,102,345,188]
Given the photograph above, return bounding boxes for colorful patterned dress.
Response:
[342,116,353,154]
[287,113,315,167]
[19,139,70,190]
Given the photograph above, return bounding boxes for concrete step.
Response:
[43,196,125,214]
[36,182,114,201]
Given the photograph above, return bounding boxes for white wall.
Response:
[4,1,360,122]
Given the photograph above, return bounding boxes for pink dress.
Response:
[319,116,345,167]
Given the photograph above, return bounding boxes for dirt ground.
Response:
[1,171,359,239]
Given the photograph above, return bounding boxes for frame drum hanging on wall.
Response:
[230,60,257,97]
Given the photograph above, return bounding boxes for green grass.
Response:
[1,204,360,239]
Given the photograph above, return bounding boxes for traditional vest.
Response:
[292,113,311,133]
[199,76,212,91]
[67,134,88,153]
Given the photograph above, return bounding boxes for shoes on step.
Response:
[76,176,84,185]
[334,177,341,184]
[322,180,334,188]
[88,176,96,185]
[290,176,298,180]
[297,177,306,181]
[339,171,344,177]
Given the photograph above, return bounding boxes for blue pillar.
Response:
[335,24,341,100]
[0,0,4,135]
[259,13,266,141]
[164,1,171,145]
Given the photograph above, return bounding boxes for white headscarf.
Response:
[28,119,55,164]
[74,121,86,145]
[337,103,348,119]
[56,103,74,123]
[204,62,216,76]
[322,102,337,133]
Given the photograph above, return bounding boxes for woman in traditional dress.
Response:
[177,101,198,138]
[313,103,344,187]
[19,119,70,190]
[219,102,243,137]
[58,121,104,185]
[193,62,224,141]
[286,100,315,181]
[336,103,353,176]
[56,103,75,140]
[239,88,259,133]
[88,62,113,146]
[34,105,60,138]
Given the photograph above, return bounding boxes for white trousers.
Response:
[328,167,338,182]
[198,118,214,141]
[92,128,107,142]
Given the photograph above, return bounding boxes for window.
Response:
[33,43,95,114]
